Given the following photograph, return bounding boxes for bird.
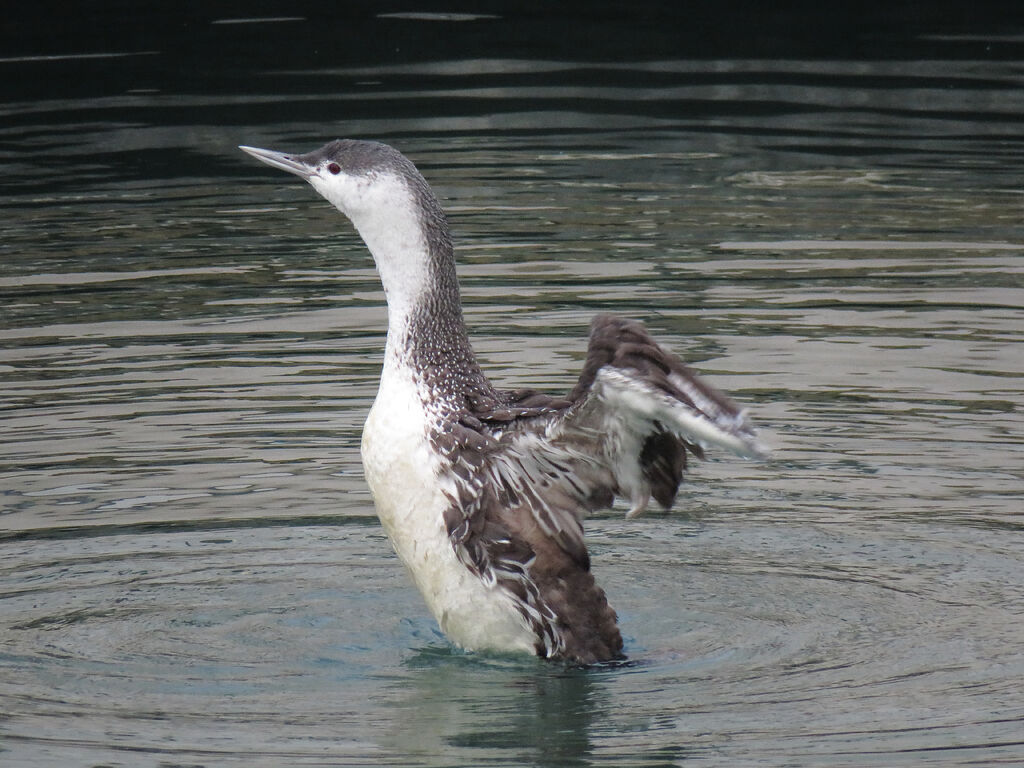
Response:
[239,139,765,665]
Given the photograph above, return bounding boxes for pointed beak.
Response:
[239,145,315,180]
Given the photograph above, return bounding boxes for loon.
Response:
[239,140,765,664]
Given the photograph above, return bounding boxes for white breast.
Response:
[360,360,537,655]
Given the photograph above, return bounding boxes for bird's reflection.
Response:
[379,645,627,766]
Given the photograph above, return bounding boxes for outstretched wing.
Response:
[558,313,765,518]
[435,313,764,663]
[481,313,764,519]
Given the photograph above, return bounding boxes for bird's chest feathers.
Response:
[360,361,537,654]
[361,363,452,564]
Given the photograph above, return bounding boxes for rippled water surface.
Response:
[2,9,1023,767]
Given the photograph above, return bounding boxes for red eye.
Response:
[327,162,341,175]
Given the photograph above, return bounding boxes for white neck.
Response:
[312,171,436,360]
[309,164,477,402]
[351,195,432,363]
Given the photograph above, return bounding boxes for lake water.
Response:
[2,9,1023,767]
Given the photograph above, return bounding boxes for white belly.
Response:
[360,368,536,655]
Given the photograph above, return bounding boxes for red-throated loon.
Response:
[239,140,766,664]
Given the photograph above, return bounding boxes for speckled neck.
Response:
[375,172,498,417]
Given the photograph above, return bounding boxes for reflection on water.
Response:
[2,10,1023,767]
[387,652,603,767]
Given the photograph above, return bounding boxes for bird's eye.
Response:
[327,162,341,175]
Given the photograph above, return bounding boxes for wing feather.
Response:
[556,313,765,517]
[436,312,764,662]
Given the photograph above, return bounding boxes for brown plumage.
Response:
[433,314,753,664]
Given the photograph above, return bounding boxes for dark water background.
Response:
[2,4,1023,766]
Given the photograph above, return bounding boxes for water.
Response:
[2,9,1023,766]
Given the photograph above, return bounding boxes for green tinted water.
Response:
[2,20,1022,767]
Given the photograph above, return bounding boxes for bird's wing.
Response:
[555,312,765,517]
[435,314,764,661]
[433,412,623,662]
[477,313,764,520]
